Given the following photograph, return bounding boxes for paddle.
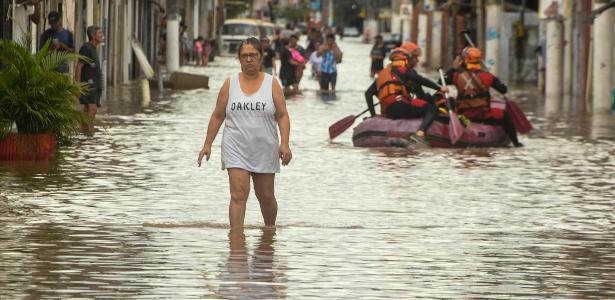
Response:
[438,68,464,145]
[502,96,532,134]
[461,32,533,133]
[329,103,379,140]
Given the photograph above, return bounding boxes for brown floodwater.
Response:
[1,37,615,299]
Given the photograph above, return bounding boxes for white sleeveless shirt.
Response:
[221,73,280,173]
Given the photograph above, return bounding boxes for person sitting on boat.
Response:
[364,42,448,146]
[442,47,523,147]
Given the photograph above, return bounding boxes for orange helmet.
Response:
[400,42,421,67]
[389,47,410,67]
[461,47,481,70]
[400,42,421,58]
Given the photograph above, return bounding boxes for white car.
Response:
[217,19,275,56]
[343,27,360,37]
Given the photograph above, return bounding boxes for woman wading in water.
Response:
[198,37,292,229]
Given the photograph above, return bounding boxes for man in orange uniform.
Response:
[443,47,523,147]
[364,42,448,146]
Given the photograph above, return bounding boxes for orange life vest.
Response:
[376,64,411,114]
[453,70,492,110]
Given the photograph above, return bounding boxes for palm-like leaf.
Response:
[0,39,87,140]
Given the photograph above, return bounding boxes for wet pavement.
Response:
[1,36,615,299]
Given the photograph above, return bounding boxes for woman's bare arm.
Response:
[271,77,292,165]
[198,77,230,165]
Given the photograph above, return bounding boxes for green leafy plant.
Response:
[0,38,87,141]
[225,0,252,18]
[279,3,311,23]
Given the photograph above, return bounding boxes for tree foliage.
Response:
[225,0,252,19]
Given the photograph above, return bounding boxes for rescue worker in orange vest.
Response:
[364,42,448,146]
[442,47,523,147]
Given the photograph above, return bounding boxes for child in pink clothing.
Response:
[194,36,204,66]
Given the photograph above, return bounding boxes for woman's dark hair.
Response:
[237,37,263,59]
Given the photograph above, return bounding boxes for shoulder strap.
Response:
[390,67,414,98]
[391,67,404,80]
[391,68,413,90]
[468,71,488,92]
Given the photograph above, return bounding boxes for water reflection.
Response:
[544,93,562,117]
[219,227,286,299]
[319,92,338,102]
[0,222,152,299]
[447,149,495,169]
[590,113,615,140]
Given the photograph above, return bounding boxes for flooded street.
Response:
[2,37,615,299]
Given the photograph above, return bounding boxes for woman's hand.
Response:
[197,144,212,167]
[279,143,292,166]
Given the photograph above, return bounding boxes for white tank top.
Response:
[221,73,280,173]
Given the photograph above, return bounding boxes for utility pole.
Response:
[364,0,377,43]
[391,0,402,35]
[592,0,614,113]
[485,0,502,77]
[328,0,333,27]
[410,0,420,43]
[429,0,442,68]
[562,0,573,96]
[86,0,94,25]
[417,1,427,65]
[322,0,329,27]
[544,3,563,113]
[166,0,180,73]
[400,0,411,42]
[474,0,484,50]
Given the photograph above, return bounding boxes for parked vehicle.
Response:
[343,27,360,37]
[380,32,402,54]
[217,19,275,56]
[259,23,275,40]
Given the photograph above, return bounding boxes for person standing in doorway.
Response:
[39,11,74,73]
[197,37,292,229]
[179,22,190,65]
[75,26,104,133]
[317,33,342,94]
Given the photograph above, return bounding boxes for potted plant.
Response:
[0,38,86,161]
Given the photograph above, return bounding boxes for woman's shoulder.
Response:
[222,75,235,88]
